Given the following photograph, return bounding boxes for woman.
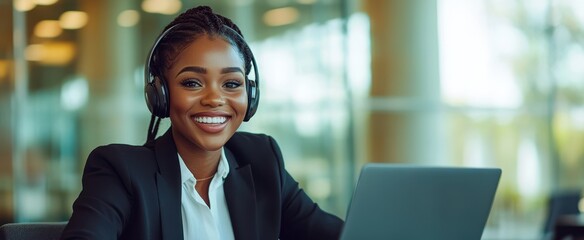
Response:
[61,5,343,240]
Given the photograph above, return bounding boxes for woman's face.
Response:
[166,35,247,152]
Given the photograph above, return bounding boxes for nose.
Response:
[200,87,225,107]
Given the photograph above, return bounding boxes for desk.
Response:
[555,214,584,240]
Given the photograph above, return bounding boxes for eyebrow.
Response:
[175,66,244,77]
[221,67,244,75]
[176,66,206,77]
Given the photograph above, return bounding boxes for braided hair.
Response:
[151,6,253,79]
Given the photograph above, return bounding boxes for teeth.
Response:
[195,116,227,124]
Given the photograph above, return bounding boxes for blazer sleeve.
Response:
[61,145,134,240]
[267,136,344,240]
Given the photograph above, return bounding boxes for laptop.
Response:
[340,163,501,240]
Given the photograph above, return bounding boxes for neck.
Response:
[171,129,223,179]
[181,149,221,179]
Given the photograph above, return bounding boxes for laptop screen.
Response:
[340,163,501,240]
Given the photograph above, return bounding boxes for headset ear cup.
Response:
[145,81,158,116]
[144,25,180,119]
[244,78,259,122]
[145,77,169,118]
[155,77,170,118]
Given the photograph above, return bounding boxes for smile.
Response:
[194,116,228,124]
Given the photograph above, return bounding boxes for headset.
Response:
[144,23,260,122]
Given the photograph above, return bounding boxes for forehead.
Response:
[172,36,244,67]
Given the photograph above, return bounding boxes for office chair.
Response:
[0,222,66,240]
[542,190,582,240]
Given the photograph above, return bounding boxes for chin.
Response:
[194,135,232,151]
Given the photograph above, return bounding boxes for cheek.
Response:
[169,90,192,112]
[235,93,249,113]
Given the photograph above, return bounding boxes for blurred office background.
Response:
[1,0,583,239]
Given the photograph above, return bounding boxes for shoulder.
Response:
[227,131,273,145]
[226,131,283,165]
[226,132,280,153]
[90,143,155,160]
[86,143,157,172]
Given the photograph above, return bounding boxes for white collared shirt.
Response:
[178,148,234,240]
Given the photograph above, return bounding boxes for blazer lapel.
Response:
[154,129,183,240]
[224,148,258,240]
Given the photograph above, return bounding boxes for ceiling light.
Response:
[263,7,299,27]
[14,0,36,12]
[0,60,8,80]
[142,0,181,15]
[34,0,57,5]
[25,42,76,65]
[59,11,89,29]
[34,20,62,38]
[118,10,140,27]
[25,44,44,61]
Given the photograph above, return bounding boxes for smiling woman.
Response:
[167,37,248,157]
[60,5,343,240]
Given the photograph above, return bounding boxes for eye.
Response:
[180,79,202,88]
[224,80,243,89]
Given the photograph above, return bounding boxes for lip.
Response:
[192,112,231,134]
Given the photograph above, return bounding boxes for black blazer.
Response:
[61,129,343,240]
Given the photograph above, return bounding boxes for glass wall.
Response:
[2,0,584,239]
[438,0,584,238]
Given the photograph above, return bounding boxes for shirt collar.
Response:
[178,148,230,185]
[216,148,230,180]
